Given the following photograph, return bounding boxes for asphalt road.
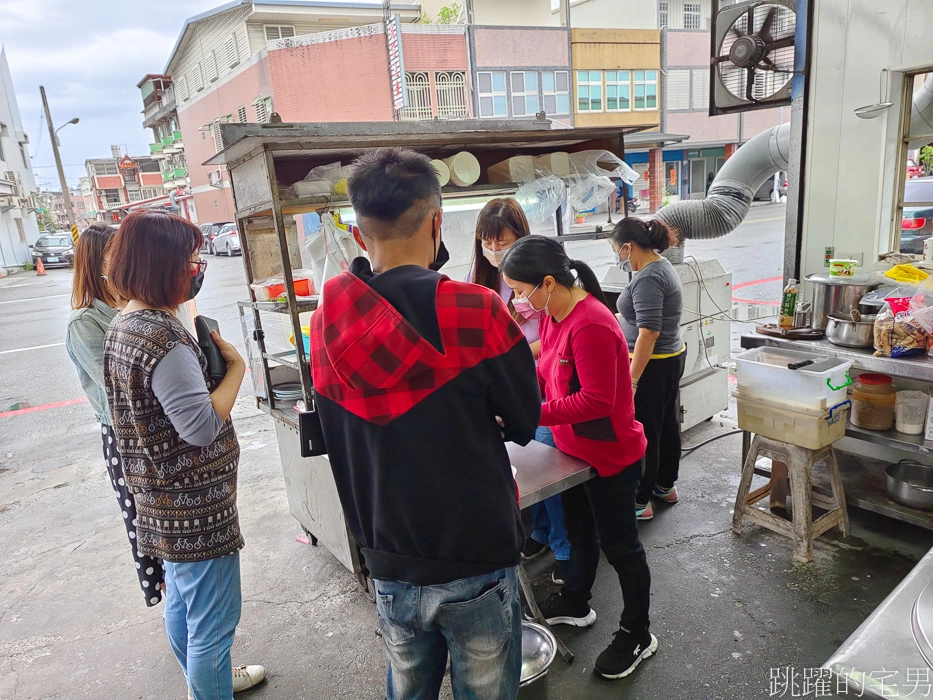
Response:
[12,203,926,700]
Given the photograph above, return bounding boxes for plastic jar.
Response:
[851,373,896,430]
[896,390,929,434]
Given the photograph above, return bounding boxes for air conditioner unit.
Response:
[208,169,224,188]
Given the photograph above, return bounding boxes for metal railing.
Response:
[400,72,433,121]
[435,72,468,118]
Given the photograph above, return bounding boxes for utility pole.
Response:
[40,86,79,241]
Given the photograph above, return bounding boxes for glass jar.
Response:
[851,373,896,430]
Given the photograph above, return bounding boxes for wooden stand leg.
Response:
[826,449,850,536]
[733,436,758,535]
[518,564,574,664]
[787,447,813,563]
[770,460,789,511]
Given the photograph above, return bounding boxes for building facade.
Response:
[138,74,190,211]
[0,48,40,270]
[84,155,167,223]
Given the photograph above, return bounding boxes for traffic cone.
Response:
[36,258,46,276]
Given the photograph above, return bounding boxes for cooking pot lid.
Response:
[806,273,876,286]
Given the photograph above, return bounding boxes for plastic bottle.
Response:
[779,278,798,328]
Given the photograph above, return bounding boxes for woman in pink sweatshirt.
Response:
[500,235,655,682]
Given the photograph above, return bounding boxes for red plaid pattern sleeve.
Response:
[310,273,525,426]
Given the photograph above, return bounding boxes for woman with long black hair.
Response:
[609,218,684,520]
[500,236,655,681]
[466,199,571,583]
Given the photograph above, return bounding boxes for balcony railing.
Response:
[142,86,177,130]
[173,130,183,143]
[161,136,173,147]
[150,143,164,154]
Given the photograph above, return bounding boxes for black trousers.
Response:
[634,352,686,506]
[560,461,651,632]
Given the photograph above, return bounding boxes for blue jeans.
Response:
[530,426,571,561]
[164,553,242,700]
[374,566,521,700]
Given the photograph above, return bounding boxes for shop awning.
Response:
[622,131,689,151]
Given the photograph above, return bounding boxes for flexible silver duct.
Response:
[655,122,791,240]
[909,75,933,149]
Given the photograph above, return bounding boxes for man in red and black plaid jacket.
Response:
[309,148,540,699]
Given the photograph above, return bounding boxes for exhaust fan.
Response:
[710,0,796,116]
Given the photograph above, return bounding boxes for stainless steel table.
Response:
[508,440,598,664]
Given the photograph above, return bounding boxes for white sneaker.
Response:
[233,664,266,693]
[187,665,267,698]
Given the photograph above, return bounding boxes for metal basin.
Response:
[825,314,877,348]
[807,274,879,330]
[912,581,933,670]
[885,460,933,510]
[520,622,557,687]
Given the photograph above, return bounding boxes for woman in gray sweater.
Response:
[65,223,165,605]
[610,218,685,521]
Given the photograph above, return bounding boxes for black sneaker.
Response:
[594,628,658,679]
[551,560,569,586]
[522,537,549,560]
[536,592,597,627]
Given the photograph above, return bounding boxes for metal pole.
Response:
[40,86,78,240]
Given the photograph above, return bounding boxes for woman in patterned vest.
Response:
[103,210,264,699]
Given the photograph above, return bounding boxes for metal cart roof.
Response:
[207,119,657,168]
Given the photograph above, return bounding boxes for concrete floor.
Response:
[2,210,932,699]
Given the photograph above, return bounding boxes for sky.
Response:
[0,0,220,190]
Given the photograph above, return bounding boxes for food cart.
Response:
[209,119,653,599]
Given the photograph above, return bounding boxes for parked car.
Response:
[30,234,75,268]
[200,222,232,252]
[907,158,924,179]
[900,177,933,254]
[211,223,241,256]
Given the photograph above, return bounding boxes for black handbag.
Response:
[299,398,328,457]
[194,315,227,380]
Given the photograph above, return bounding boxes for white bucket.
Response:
[443,151,480,187]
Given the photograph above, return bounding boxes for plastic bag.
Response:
[567,175,614,213]
[305,212,367,296]
[568,149,639,185]
[885,263,929,284]
[909,279,933,334]
[297,162,349,197]
[515,176,565,223]
[874,296,929,358]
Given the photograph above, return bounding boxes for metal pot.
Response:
[519,622,557,689]
[885,460,933,510]
[807,274,880,330]
[825,314,877,348]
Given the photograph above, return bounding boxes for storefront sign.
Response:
[385,14,408,112]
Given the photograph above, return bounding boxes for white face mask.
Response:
[481,243,509,269]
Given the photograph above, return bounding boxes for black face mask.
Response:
[429,212,449,272]
[187,270,205,300]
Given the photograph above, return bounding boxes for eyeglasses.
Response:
[190,259,208,275]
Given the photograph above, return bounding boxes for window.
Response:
[665,69,691,110]
[128,190,142,202]
[123,168,137,184]
[19,142,27,167]
[205,51,218,83]
[14,217,24,242]
[510,71,539,117]
[212,116,232,153]
[606,71,631,111]
[895,71,933,253]
[664,161,681,196]
[477,72,507,118]
[435,71,468,118]
[177,75,189,101]
[401,72,433,121]
[576,71,603,112]
[191,64,204,93]
[237,105,248,123]
[692,68,710,110]
[659,0,669,27]
[253,96,272,123]
[95,162,118,176]
[541,71,570,115]
[633,70,658,110]
[224,34,239,68]
[264,25,295,42]
[684,2,701,30]
[103,189,121,205]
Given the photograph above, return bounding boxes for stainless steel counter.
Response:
[740,334,933,383]
[509,440,597,508]
[824,547,933,698]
